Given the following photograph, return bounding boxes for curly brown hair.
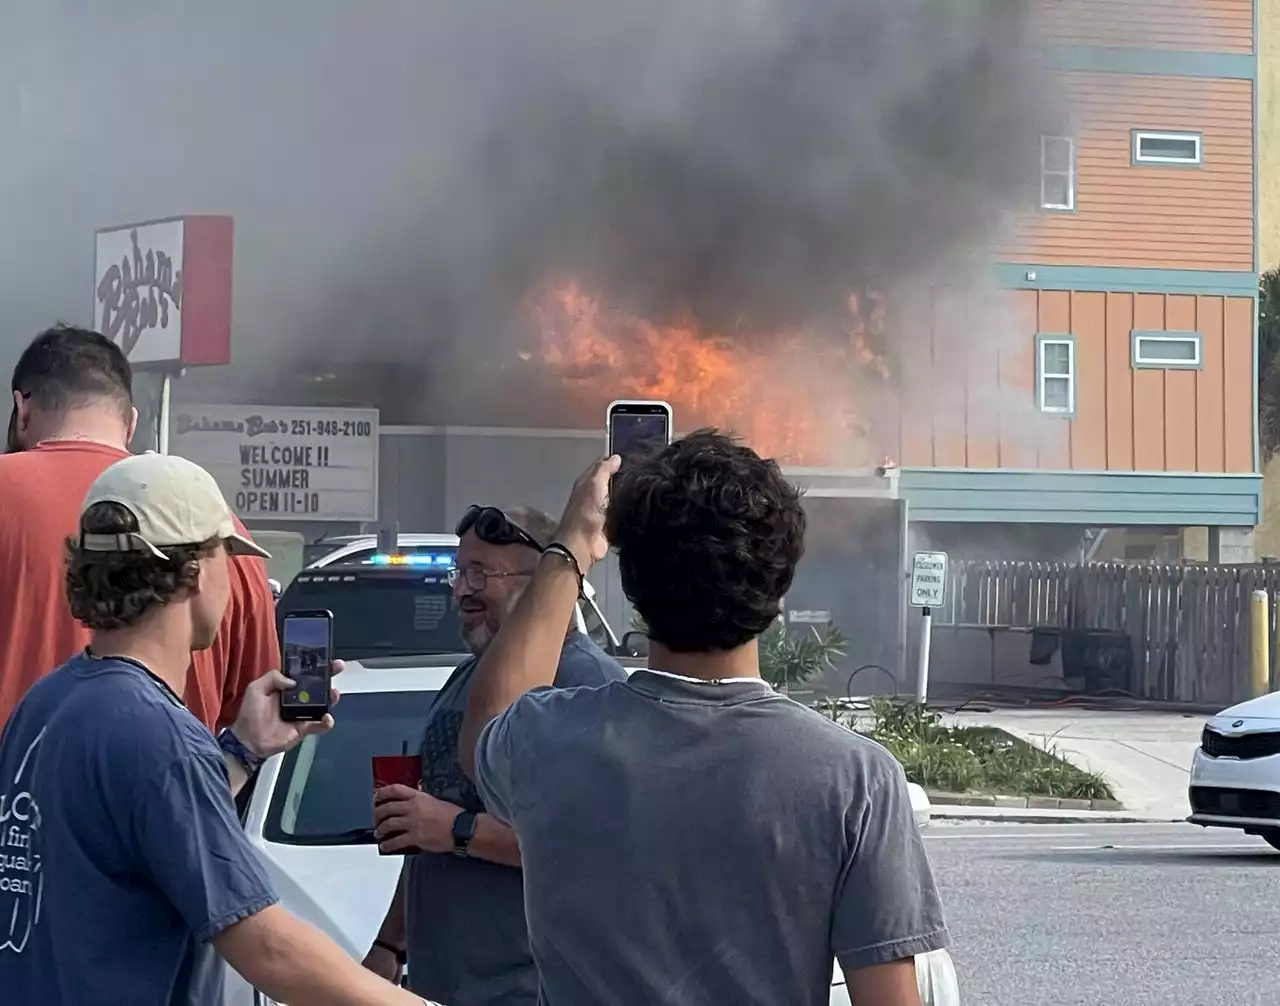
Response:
[66,501,219,630]
[605,429,806,653]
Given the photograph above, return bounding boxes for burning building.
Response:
[9,0,1260,695]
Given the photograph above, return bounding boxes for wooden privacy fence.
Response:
[937,560,1280,705]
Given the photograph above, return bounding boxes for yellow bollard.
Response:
[1251,589,1271,697]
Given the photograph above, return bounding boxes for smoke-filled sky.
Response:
[0,0,1070,425]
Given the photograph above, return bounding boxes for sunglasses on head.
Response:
[456,505,544,553]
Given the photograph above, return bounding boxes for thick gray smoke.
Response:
[1,1,1067,425]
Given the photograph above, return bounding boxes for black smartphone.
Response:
[280,609,334,722]
[607,400,673,467]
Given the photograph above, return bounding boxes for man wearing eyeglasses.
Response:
[364,504,626,1006]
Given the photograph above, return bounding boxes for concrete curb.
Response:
[927,791,1124,813]
[929,805,1181,825]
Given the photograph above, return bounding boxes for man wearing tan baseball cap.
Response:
[0,453,436,1006]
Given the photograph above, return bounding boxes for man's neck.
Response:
[647,639,761,681]
[88,623,193,699]
[28,409,128,450]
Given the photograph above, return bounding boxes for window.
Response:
[1040,136,1075,211]
[1132,131,1202,166]
[278,572,465,659]
[264,690,440,845]
[1036,335,1075,415]
[1131,330,1202,369]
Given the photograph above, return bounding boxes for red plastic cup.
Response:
[373,754,422,856]
[372,754,422,792]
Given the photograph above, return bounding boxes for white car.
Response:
[305,532,462,570]
[301,534,627,655]
[226,655,958,1005]
[1188,690,1280,850]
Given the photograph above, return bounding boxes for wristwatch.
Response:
[452,810,478,857]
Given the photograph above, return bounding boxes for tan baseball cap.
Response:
[79,452,271,560]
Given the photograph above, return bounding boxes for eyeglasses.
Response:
[446,566,534,592]
[455,505,544,553]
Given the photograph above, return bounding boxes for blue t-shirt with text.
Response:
[0,653,278,1006]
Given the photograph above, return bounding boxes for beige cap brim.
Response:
[227,532,271,560]
[81,530,271,561]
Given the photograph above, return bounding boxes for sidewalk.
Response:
[944,707,1203,821]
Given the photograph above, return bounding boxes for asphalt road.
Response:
[927,821,1280,1006]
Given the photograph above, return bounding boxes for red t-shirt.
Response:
[0,441,279,731]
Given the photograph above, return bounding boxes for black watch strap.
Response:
[452,810,478,857]
[216,728,264,776]
[373,938,406,966]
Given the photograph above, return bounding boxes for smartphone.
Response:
[607,400,673,467]
[280,610,334,722]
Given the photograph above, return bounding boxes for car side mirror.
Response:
[621,630,649,658]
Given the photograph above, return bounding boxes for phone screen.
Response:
[281,612,333,718]
[608,402,672,466]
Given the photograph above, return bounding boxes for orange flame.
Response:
[530,280,890,465]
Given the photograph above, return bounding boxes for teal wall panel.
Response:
[899,468,1261,526]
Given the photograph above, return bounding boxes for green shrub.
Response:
[824,697,1116,801]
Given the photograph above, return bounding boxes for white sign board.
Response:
[910,551,948,608]
[94,219,185,364]
[788,609,833,625]
[169,405,379,522]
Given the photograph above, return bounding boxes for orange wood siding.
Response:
[895,289,1254,473]
[1002,72,1254,271]
[1035,0,1253,53]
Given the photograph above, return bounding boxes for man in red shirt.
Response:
[0,324,278,730]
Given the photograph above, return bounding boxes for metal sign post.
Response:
[909,551,948,703]
[157,373,173,454]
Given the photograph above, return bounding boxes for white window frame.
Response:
[1131,330,1203,370]
[1040,135,1075,211]
[1036,334,1076,416]
[1132,130,1202,167]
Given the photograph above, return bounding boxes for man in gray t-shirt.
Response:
[460,434,950,1006]
[365,505,626,1006]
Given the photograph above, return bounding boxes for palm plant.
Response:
[627,611,847,692]
[757,620,847,692]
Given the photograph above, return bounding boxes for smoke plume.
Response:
[1,1,1070,429]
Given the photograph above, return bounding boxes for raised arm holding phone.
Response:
[459,429,950,1006]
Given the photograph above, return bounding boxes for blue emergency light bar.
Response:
[368,553,455,567]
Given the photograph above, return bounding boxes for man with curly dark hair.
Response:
[0,453,433,1006]
[459,430,949,1006]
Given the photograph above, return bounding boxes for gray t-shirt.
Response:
[405,634,626,1006]
[475,669,949,1006]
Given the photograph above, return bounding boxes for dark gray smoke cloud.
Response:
[0,1,1068,424]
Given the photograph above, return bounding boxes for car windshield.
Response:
[264,689,442,845]
[303,541,349,567]
[278,572,464,660]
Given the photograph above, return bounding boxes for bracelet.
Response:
[216,728,265,776]
[542,542,585,595]
[373,938,407,966]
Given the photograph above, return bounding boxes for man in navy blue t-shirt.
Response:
[0,453,431,1006]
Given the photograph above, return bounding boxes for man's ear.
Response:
[13,391,31,436]
[125,406,139,446]
[183,557,208,596]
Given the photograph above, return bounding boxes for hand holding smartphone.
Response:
[280,610,334,722]
[606,400,673,468]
